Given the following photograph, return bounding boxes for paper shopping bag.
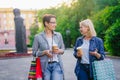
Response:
[28,57,42,80]
[36,57,42,78]
[92,59,116,80]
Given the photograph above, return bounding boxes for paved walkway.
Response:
[0,48,76,80]
[0,48,120,80]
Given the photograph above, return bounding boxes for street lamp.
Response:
[66,29,71,48]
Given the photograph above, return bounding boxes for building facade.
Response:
[0,8,37,50]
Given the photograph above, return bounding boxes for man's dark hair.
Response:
[42,14,56,27]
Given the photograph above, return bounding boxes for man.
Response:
[32,14,65,80]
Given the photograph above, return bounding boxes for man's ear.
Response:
[45,21,49,27]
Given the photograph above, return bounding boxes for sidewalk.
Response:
[0,48,77,80]
[106,55,120,59]
[0,48,119,80]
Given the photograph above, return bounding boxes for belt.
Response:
[80,63,89,66]
[80,63,90,68]
[48,61,57,64]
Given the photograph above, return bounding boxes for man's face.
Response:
[47,18,57,31]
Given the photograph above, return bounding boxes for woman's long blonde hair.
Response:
[80,19,96,37]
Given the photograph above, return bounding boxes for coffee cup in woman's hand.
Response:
[52,45,59,53]
[77,47,83,57]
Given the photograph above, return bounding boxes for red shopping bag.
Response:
[36,57,42,78]
[28,57,43,80]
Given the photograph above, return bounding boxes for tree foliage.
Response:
[29,23,39,47]
[93,0,119,11]
[28,0,120,56]
[37,0,95,47]
[105,19,120,56]
[92,5,120,40]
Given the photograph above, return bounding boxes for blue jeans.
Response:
[77,64,93,80]
[43,62,63,80]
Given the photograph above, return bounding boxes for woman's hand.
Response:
[90,49,101,59]
[77,51,82,57]
[43,50,53,58]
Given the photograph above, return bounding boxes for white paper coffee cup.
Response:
[77,47,83,55]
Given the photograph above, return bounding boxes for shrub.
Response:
[29,24,39,47]
[92,5,120,40]
[105,19,120,56]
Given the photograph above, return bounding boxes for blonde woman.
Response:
[73,19,105,80]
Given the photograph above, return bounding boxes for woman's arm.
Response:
[32,35,45,57]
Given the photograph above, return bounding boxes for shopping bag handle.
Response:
[32,51,38,61]
[33,57,36,61]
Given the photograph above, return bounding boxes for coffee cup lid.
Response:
[53,43,57,46]
[77,46,82,50]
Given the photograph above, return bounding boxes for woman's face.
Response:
[46,18,57,31]
[79,24,89,36]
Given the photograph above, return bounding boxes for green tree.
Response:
[29,23,39,47]
[105,19,120,56]
[93,0,119,11]
[92,5,120,40]
[91,5,120,56]
[37,0,95,47]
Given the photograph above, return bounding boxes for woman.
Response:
[32,14,65,80]
[73,19,105,80]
